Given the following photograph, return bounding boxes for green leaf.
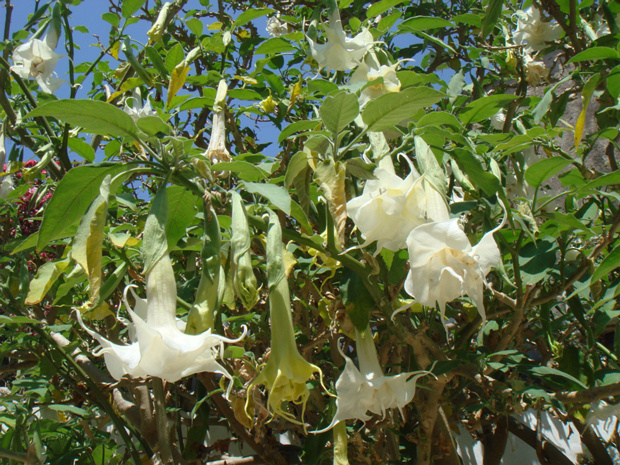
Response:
[143,183,168,275]
[180,93,216,111]
[186,18,203,37]
[166,186,197,247]
[37,164,127,251]
[136,116,170,136]
[67,137,95,162]
[145,45,169,78]
[585,170,620,189]
[528,366,588,389]
[362,86,444,131]
[26,100,139,139]
[0,315,41,325]
[341,269,372,330]
[121,0,145,18]
[211,161,269,181]
[25,258,71,305]
[518,237,558,285]
[366,0,408,19]
[233,8,274,29]
[345,158,376,180]
[102,12,120,28]
[99,261,128,302]
[399,16,453,31]
[320,91,359,135]
[278,120,320,143]
[524,157,573,188]
[481,0,505,38]
[531,76,571,124]
[591,245,620,283]
[255,38,296,55]
[72,176,110,303]
[47,404,89,417]
[567,47,620,64]
[165,43,185,72]
[413,31,457,54]
[243,182,291,215]
[451,149,500,196]
[459,94,518,125]
[417,111,462,129]
[414,136,447,194]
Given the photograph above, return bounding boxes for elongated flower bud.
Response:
[147,2,173,45]
[231,192,258,310]
[187,206,221,334]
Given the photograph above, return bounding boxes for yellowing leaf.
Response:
[237,29,250,39]
[72,176,110,303]
[234,75,258,85]
[109,40,121,60]
[208,21,223,30]
[109,232,139,248]
[313,160,347,248]
[287,80,303,113]
[166,61,190,108]
[79,300,113,321]
[333,421,350,465]
[25,258,71,305]
[575,74,601,149]
[260,94,277,113]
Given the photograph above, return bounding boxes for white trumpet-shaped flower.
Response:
[347,164,449,252]
[523,54,548,86]
[11,33,64,94]
[77,253,244,385]
[307,7,373,71]
[513,7,562,52]
[266,15,290,38]
[206,110,232,165]
[404,219,501,325]
[350,60,401,107]
[316,327,429,432]
[123,89,156,121]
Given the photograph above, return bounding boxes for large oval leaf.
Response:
[320,91,359,135]
[37,164,127,251]
[27,99,139,139]
[362,86,444,131]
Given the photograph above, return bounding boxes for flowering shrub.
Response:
[1,1,620,464]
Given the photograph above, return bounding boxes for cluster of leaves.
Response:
[0,0,620,464]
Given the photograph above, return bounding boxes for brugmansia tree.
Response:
[1,0,620,463]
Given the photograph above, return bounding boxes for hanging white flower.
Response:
[490,109,506,131]
[350,59,401,107]
[0,132,13,200]
[524,54,548,86]
[77,253,244,385]
[266,15,290,38]
[347,163,449,252]
[585,400,620,434]
[205,111,232,165]
[123,89,156,121]
[307,7,373,71]
[316,327,430,432]
[0,175,13,200]
[513,7,562,52]
[11,34,64,94]
[404,218,501,325]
